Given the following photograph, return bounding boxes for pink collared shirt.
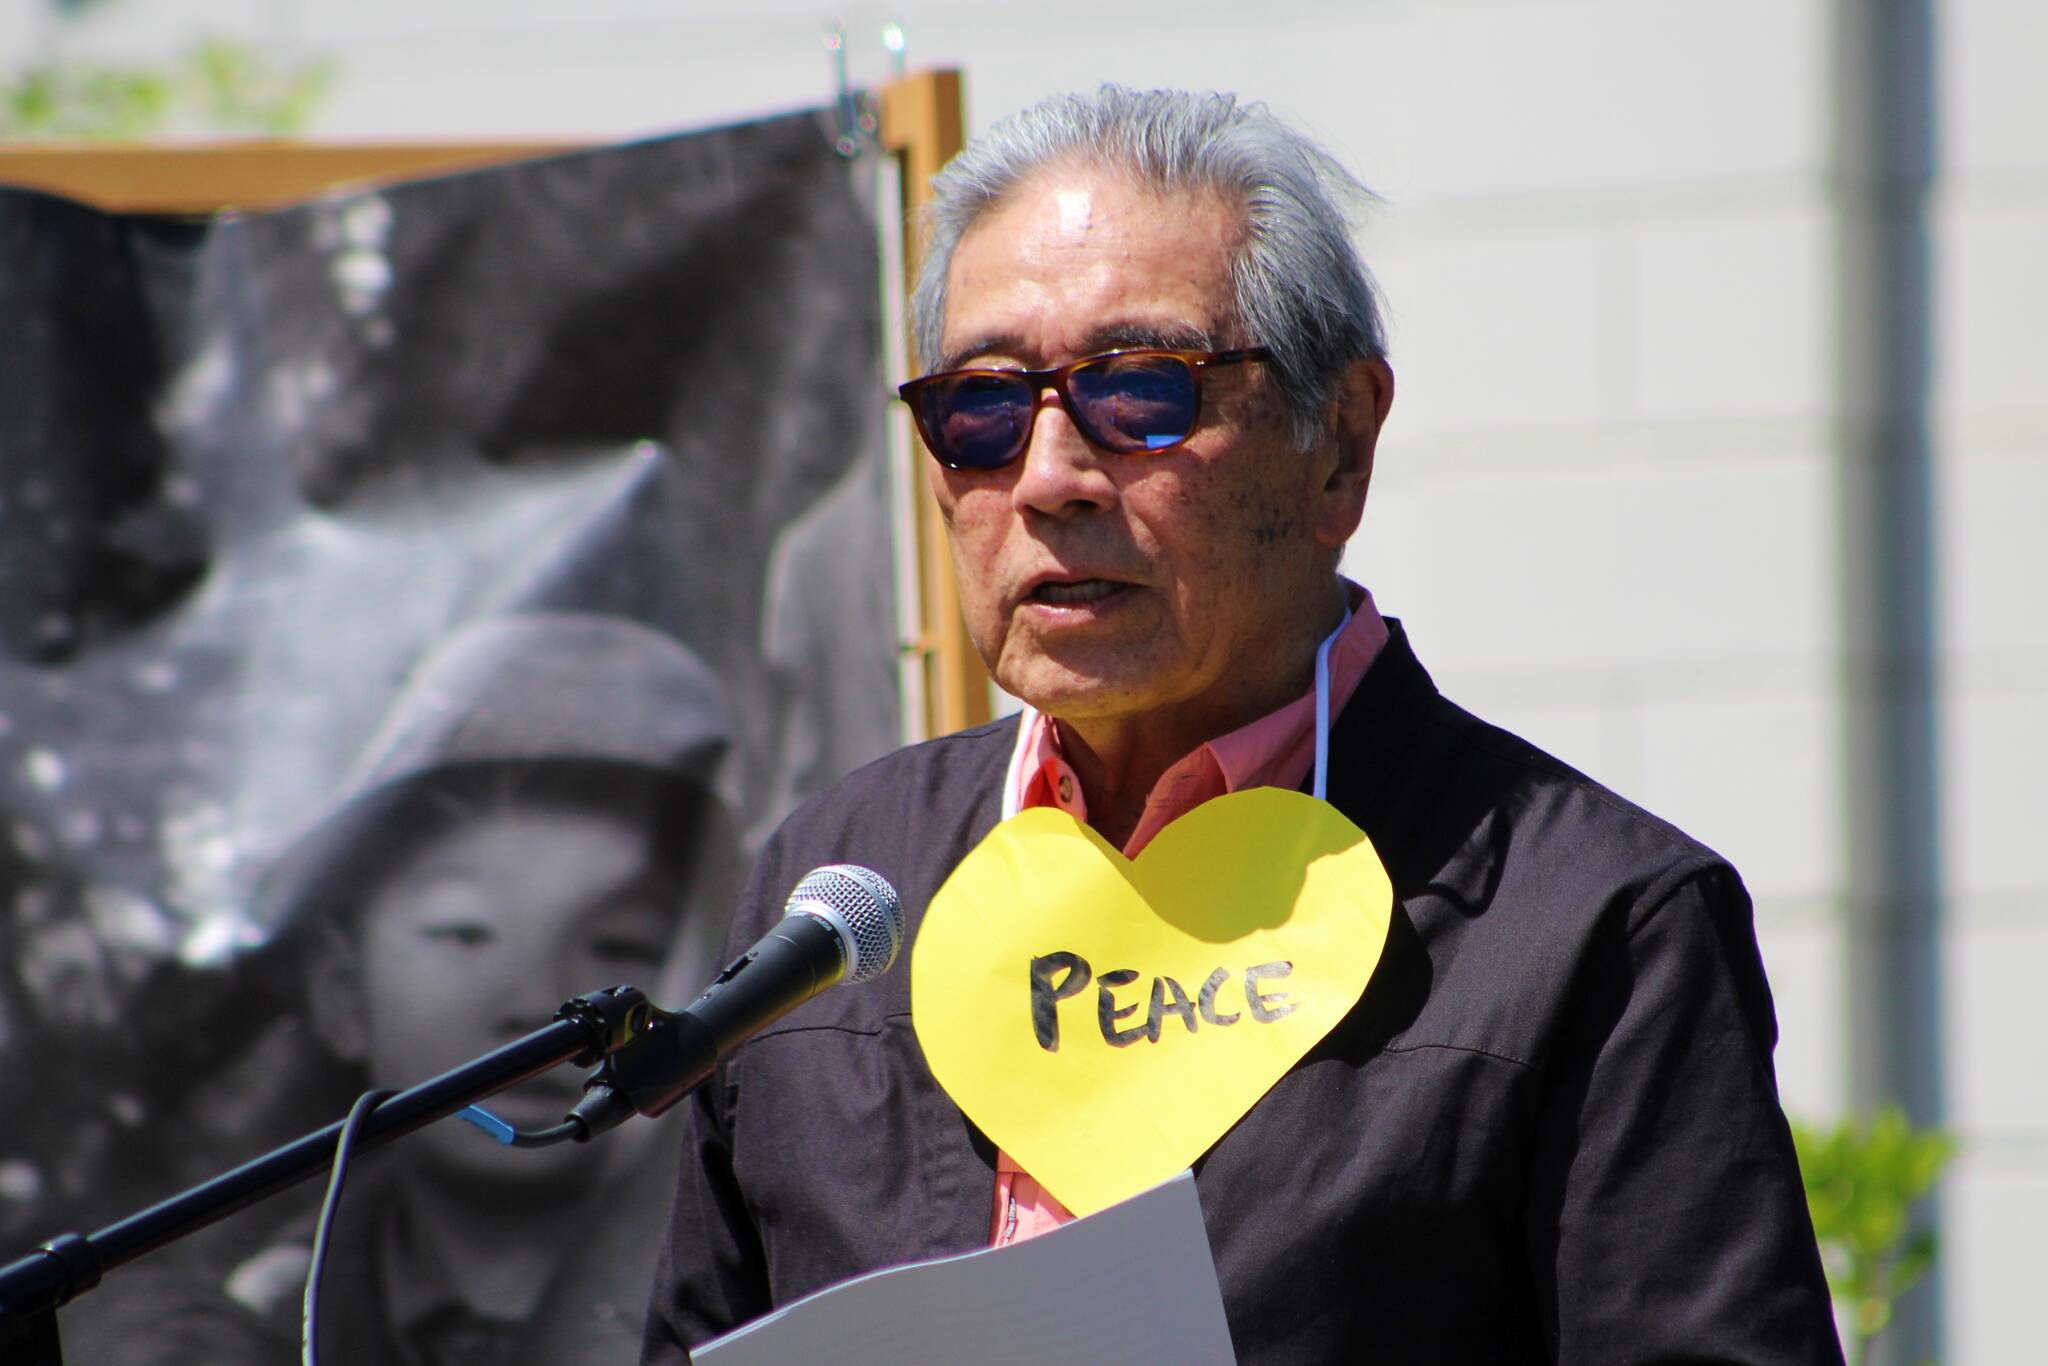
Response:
[989,582,1390,1246]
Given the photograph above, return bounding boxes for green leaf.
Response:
[1791,1107,1955,1362]
[2,33,335,141]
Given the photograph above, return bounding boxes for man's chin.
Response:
[995,661,1163,724]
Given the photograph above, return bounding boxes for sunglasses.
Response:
[897,346,1274,471]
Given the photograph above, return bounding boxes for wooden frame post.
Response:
[879,69,993,740]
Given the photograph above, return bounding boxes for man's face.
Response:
[927,164,1370,736]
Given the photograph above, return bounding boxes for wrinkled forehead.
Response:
[939,163,1247,367]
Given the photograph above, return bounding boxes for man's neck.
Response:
[1050,578,1349,849]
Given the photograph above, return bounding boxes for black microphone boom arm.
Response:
[0,985,647,1361]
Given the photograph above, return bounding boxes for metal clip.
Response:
[825,18,886,157]
[824,20,875,157]
[883,20,908,80]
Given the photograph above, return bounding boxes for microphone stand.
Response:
[0,984,655,1366]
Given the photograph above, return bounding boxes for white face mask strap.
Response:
[1002,705,1039,821]
[1313,604,1352,802]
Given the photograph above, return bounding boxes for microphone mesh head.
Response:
[789,864,904,984]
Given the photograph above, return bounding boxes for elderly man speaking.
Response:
[644,87,1839,1364]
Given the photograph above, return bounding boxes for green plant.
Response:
[182,36,335,137]
[1792,1106,1955,1366]
[1,37,333,140]
[1,62,169,138]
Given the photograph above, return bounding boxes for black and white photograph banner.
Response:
[0,104,898,1364]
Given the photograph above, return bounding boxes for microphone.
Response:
[569,864,903,1138]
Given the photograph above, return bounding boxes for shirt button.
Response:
[1057,773,1074,804]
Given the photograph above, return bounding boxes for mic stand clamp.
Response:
[568,909,853,1139]
[571,1004,722,1140]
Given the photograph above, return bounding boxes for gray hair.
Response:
[910,85,1386,451]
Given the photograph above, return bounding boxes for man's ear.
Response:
[303,917,371,1064]
[1313,356,1394,551]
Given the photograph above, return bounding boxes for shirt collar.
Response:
[1002,580,1389,854]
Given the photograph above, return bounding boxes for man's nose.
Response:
[1009,392,1117,517]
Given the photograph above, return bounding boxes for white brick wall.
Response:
[1947,918,2048,1137]
[1377,0,1828,196]
[1945,686,2048,898]
[1945,0,2048,176]
[1942,201,2048,416]
[1937,0,2048,1356]
[1629,206,1833,423]
[1351,452,1837,675]
[1941,448,2048,657]
[1946,1156,2048,1363]
[1386,228,1622,436]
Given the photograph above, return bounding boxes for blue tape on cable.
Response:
[457,1105,516,1146]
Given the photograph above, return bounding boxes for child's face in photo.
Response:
[346,799,685,1188]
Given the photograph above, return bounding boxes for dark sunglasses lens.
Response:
[918,373,1033,469]
[1066,353,1198,452]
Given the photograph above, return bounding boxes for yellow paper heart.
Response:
[912,787,1392,1218]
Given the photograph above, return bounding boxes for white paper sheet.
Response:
[692,1169,1236,1365]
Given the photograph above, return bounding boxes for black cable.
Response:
[504,1118,586,1148]
[455,1104,588,1148]
[301,1088,395,1366]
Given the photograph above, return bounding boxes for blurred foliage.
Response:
[1,37,335,140]
[0,62,171,139]
[1792,1107,1956,1366]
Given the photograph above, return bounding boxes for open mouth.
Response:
[1030,579,1125,606]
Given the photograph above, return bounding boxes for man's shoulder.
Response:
[1353,648,1774,1066]
[770,717,1012,845]
[1343,634,1744,925]
[1433,694,1726,878]
[817,715,1013,802]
